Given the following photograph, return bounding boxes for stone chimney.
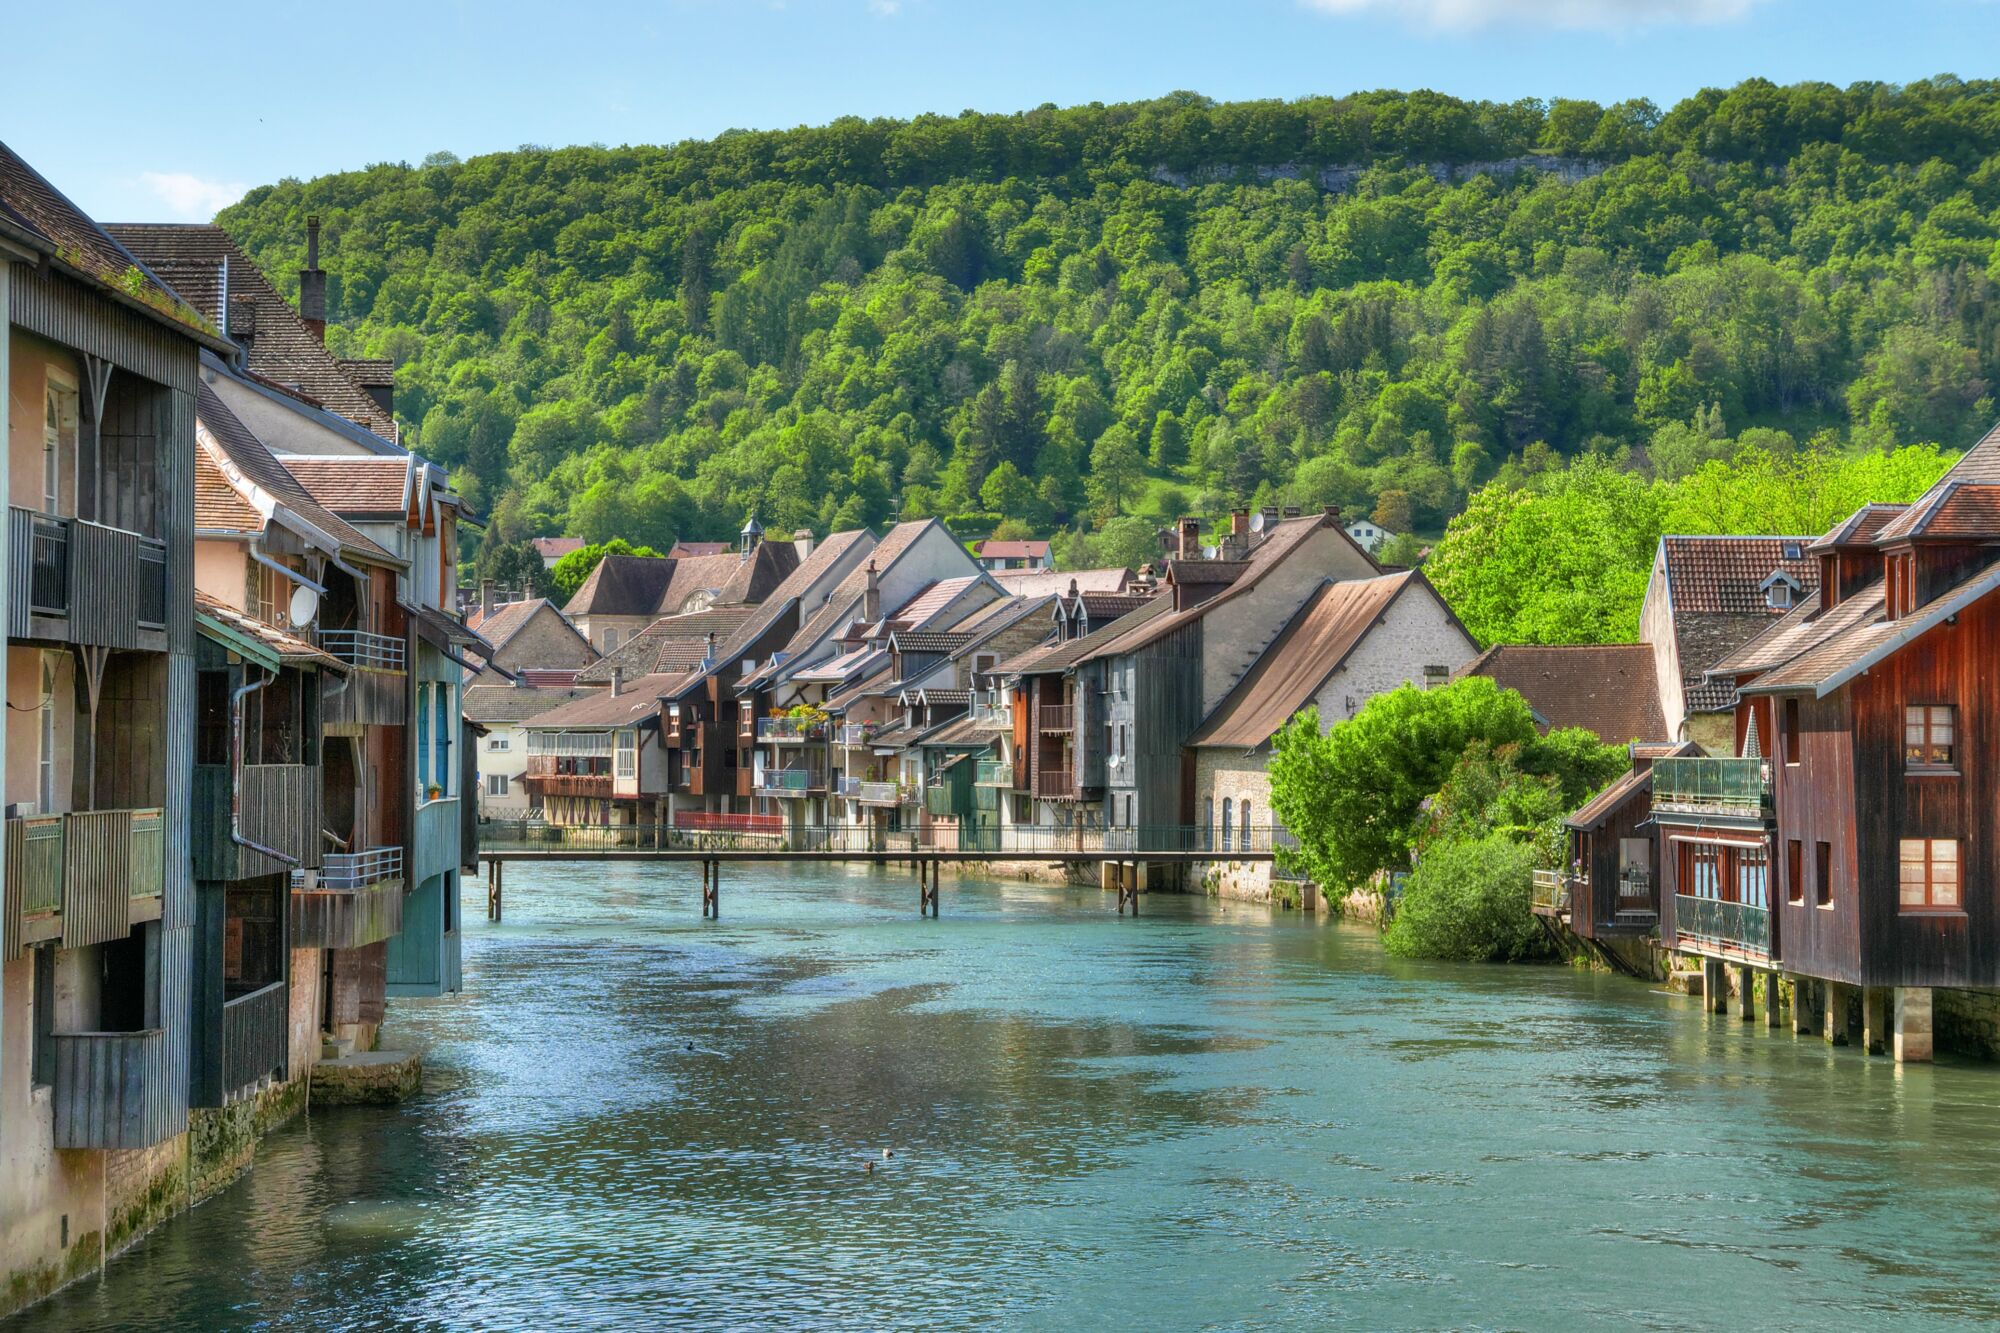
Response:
[609,667,624,697]
[1259,505,1280,532]
[862,560,881,625]
[1230,509,1250,538]
[300,217,327,343]
[1323,504,1342,523]
[479,579,496,618]
[1178,516,1201,560]
[793,528,815,561]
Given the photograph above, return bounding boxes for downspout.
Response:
[232,668,300,866]
[250,535,327,596]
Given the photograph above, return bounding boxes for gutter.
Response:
[231,669,300,867]
[250,534,327,596]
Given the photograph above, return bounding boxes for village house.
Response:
[1342,517,1397,554]
[561,518,797,654]
[463,678,591,820]
[970,537,1051,571]
[988,565,1130,599]
[1452,643,1669,744]
[530,536,584,569]
[465,583,597,685]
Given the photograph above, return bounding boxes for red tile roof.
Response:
[1455,643,1668,744]
[1874,482,2000,542]
[532,536,585,561]
[277,456,415,516]
[974,539,1050,559]
[1659,536,1819,614]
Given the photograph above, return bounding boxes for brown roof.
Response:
[338,357,394,388]
[774,520,954,664]
[1565,744,1698,831]
[1874,481,2000,542]
[281,455,416,516]
[462,683,596,723]
[1659,536,1818,614]
[1808,503,1909,552]
[0,144,222,345]
[1190,572,1442,749]
[562,544,798,618]
[194,447,261,531]
[1454,643,1668,744]
[991,567,1129,597]
[519,674,687,729]
[577,606,761,683]
[669,528,880,699]
[194,592,345,670]
[105,223,393,436]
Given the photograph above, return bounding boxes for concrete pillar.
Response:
[1764,972,1785,1029]
[1790,974,1819,1037]
[1861,988,1889,1056]
[1100,862,1116,892]
[1895,987,1934,1063]
[1823,981,1852,1047]
[1734,964,1756,1021]
[1704,958,1729,1014]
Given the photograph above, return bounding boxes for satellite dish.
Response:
[1201,546,1218,560]
[1249,511,1267,533]
[289,585,320,628]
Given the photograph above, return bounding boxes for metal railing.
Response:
[1618,866,1654,901]
[1652,757,1770,816]
[855,780,914,806]
[306,846,405,890]
[1039,705,1073,732]
[475,821,1287,857]
[970,701,1011,727]
[319,628,407,671]
[673,812,786,834]
[29,512,68,614]
[975,758,1012,786]
[836,723,876,746]
[757,716,829,742]
[761,768,817,793]
[1531,869,1574,914]
[1674,893,1771,957]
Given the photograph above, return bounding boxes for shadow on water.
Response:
[20,860,2000,1330]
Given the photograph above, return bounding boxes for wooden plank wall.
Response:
[52,1028,176,1150]
[1770,687,1861,982]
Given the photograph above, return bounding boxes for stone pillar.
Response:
[1823,982,1852,1047]
[1764,972,1785,1028]
[1734,964,1756,1021]
[1704,958,1729,1014]
[1790,974,1820,1037]
[1894,987,1934,1063]
[1862,988,1889,1056]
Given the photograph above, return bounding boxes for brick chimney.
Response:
[862,560,881,624]
[1230,508,1250,538]
[300,216,327,343]
[1178,516,1201,560]
[793,528,815,560]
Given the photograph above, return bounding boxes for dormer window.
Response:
[1760,570,1801,611]
[1781,542,1802,560]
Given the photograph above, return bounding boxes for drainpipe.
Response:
[232,668,300,866]
[250,534,328,596]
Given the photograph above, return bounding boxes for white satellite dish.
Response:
[289,584,321,628]
[1201,545,1219,560]
[1249,511,1267,533]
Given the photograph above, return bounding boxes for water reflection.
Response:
[19,861,2000,1330]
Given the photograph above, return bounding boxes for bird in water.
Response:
[882,1149,893,1159]
[864,1160,874,1174]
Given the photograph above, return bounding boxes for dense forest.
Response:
[217,78,2000,588]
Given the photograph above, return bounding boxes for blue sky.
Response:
[10,0,2000,221]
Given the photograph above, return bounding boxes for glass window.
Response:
[1900,838,1960,911]
[1220,798,1233,848]
[1239,800,1252,852]
[43,374,75,514]
[1204,797,1214,851]
[615,729,638,780]
[1736,846,1768,909]
[416,683,431,795]
[39,658,57,812]
[1686,843,1723,900]
[1905,705,1955,769]
[486,773,509,797]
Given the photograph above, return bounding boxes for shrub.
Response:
[1383,833,1551,963]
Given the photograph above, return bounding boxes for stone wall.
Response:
[1190,751,1276,902]
[103,1135,188,1256]
[1936,988,2000,1061]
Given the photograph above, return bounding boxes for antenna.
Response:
[288,585,320,628]
[1249,511,1267,534]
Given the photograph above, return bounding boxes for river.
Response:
[16,861,2000,1330]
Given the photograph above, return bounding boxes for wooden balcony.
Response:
[4,809,165,958]
[292,848,405,949]
[523,772,614,799]
[6,507,168,652]
[220,982,288,1100]
[322,662,407,730]
[413,796,460,886]
[1531,870,1576,917]
[52,1028,181,1149]
[1039,704,1074,733]
[194,763,323,881]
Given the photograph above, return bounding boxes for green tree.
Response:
[1086,424,1146,519]
[1382,834,1551,963]
[547,538,664,601]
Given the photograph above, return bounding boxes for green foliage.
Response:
[1383,834,1551,963]
[217,80,2000,565]
[546,537,663,601]
[475,538,553,599]
[1427,442,1955,644]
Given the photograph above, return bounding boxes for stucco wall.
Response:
[1191,751,1275,900]
[1200,524,1377,712]
[1638,551,1685,740]
[193,538,249,613]
[8,331,78,513]
[475,721,532,817]
[6,646,74,814]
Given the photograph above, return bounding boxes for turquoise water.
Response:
[19,862,2000,1330]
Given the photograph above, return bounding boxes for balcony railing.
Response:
[673,812,786,835]
[6,508,168,649]
[414,795,461,885]
[758,716,829,742]
[974,758,1012,787]
[971,701,1011,727]
[475,821,1289,856]
[319,628,407,671]
[1618,866,1655,905]
[1036,770,1077,800]
[194,763,321,880]
[52,1028,180,1149]
[1674,893,1771,959]
[292,869,404,950]
[526,731,614,758]
[924,784,964,818]
[221,981,288,1099]
[836,723,875,746]
[1652,757,1771,818]
[855,780,915,806]
[4,815,64,959]
[523,771,615,799]
[312,845,404,889]
[1039,705,1073,732]
[1531,869,1575,916]
[2,809,165,955]
[761,768,819,794]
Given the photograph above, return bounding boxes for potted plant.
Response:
[425,782,443,801]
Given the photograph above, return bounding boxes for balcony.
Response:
[757,716,829,743]
[221,981,288,1099]
[1617,866,1655,909]
[971,701,1011,727]
[4,809,164,957]
[322,634,407,729]
[1035,770,1077,800]
[760,768,821,796]
[836,723,876,747]
[523,771,614,799]
[413,795,461,885]
[1039,704,1073,733]
[855,780,915,807]
[1674,893,1771,960]
[6,507,168,650]
[194,763,322,880]
[319,628,407,670]
[1652,757,1771,820]
[52,1028,180,1149]
[924,784,961,818]
[1531,869,1575,917]
[975,758,1012,787]
[292,848,405,949]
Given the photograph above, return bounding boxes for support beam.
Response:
[1734,964,1756,1022]
[1862,987,1889,1056]
[1790,974,1819,1037]
[1764,972,1784,1029]
[1704,958,1729,1014]
[1894,987,1933,1063]
[1823,981,1852,1047]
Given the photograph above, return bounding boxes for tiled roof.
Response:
[0,144,221,345]
[1874,481,2000,542]
[1454,642,1668,744]
[991,567,1130,598]
[998,595,1174,676]
[531,536,585,561]
[1566,749,1698,832]
[891,631,970,655]
[916,715,1000,747]
[776,520,953,665]
[462,683,595,723]
[519,674,687,729]
[1076,591,1156,620]
[195,382,399,562]
[194,592,344,669]
[1808,503,1908,552]
[105,223,393,436]
[194,448,261,531]
[671,528,880,700]
[668,540,729,558]
[577,606,761,683]
[974,540,1050,558]
[280,456,415,516]
[518,668,582,688]
[562,544,798,618]
[1659,536,1820,615]
[1191,573,1437,749]
[338,357,394,388]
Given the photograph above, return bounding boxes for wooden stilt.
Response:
[494,860,503,922]
[1764,971,1784,1029]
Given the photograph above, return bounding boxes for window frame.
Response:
[1899,837,1962,913]
[1904,704,1956,773]
[1786,839,1804,906]
[1814,840,1833,908]
[1782,697,1802,766]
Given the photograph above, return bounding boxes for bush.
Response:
[1383,833,1551,963]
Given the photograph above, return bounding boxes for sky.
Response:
[9,0,2000,222]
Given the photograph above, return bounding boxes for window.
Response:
[415,683,432,795]
[615,729,638,780]
[1787,839,1804,905]
[1900,838,1960,911]
[43,373,76,514]
[1221,798,1233,848]
[603,628,621,652]
[1685,842,1723,899]
[1815,840,1832,908]
[1239,800,1252,852]
[1783,698,1801,766]
[1781,542,1802,560]
[1735,845,1768,910]
[1765,582,1793,610]
[1905,705,1955,770]
[489,735,511,752]
[32,946,55,1089]
[1204,797,1215,851]
[435,685,455,793]
[486,773,509,797]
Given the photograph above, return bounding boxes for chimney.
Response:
[793,528,815,560]
[480,579,495,619]
[300,217,327,342]
[1259,505,1280,535]
[1178,516,1201,560]
[1282,505,1301,519]
[1323,505,1342,522]
[704,630,718,666]
[1230,508,1250,538]
[609,667,624,697]
[862,560,881,624]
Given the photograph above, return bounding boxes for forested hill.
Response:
[217,79,2000,570]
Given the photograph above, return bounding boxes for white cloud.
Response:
[1300,0,1768,32]
[138,171,249,221]
[868,0,900,14]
